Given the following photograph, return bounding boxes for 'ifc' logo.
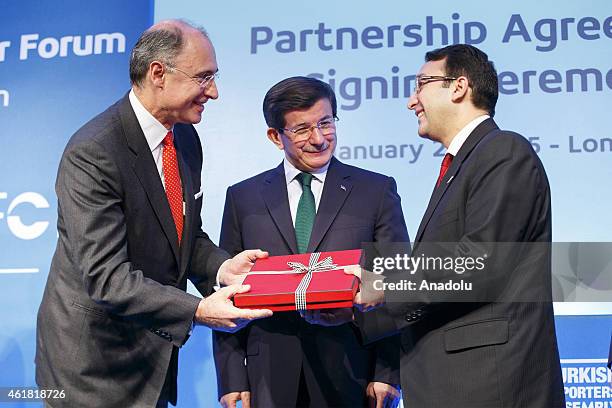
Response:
[0,192,50,240]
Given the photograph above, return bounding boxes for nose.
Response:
[205,79,219,100]
[309,126,326,146]
[407,92,418,110]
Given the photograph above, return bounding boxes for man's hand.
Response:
[194,284,272,332]
[218,249,269,287]
[220,391,251,408]
[300,307,353,326]
[366,382,401,408]
[344,265,385,312]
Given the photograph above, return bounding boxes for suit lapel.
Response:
[307,157,352,252]
[262,163,299,254]
[415,118,499,243]
[120,95,180,264]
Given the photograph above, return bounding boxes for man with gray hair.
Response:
[35,20,272,408]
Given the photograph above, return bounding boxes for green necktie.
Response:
[295,172,316,253]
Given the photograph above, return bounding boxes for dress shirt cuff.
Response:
[214,259,232,291]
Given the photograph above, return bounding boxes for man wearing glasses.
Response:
[213,76,409,407]
[351,44,565,407]
[35,20,272,408]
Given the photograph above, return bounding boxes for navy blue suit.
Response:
[213,157,409,407]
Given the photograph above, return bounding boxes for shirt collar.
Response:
[446,115,490,156]
[283,158,330,185]
[129,89,172,152]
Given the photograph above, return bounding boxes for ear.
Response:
[450,76,469,103]
[149,61,166,88]
[267,128,285,150]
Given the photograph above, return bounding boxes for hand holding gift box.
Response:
[343,264,386,312]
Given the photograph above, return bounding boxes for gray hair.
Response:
[129,19,208,86]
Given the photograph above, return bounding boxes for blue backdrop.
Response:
[1,1,610,407]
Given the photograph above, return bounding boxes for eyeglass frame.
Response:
[414,75,458,93]
[278,116,339,142]
[166,65,219,88]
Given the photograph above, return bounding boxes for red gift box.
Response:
[234,249,362,312]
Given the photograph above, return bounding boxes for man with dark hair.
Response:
[352,44,565,407]
[213,76,409,407]
[35,20,272,408]
[423,45,498,116]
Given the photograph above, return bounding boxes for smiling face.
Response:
[267,98,337,172]
[156,30,219,128]
[407,59,454,145]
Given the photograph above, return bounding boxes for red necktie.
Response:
[162,131,183,244]
[436,153,454,188]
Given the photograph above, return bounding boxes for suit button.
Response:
[405,315,414,322]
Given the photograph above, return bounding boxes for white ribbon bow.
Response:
[290,252,337,312]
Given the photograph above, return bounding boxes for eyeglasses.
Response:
[167,65,219,88]
[279,117,338,142]
[414,75,457,93]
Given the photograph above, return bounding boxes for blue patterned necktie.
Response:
[295,172,316,253]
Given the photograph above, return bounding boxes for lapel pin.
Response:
[446,176,454,184]
[340,185,346,191]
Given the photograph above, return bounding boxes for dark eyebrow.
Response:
[286,114,334,129]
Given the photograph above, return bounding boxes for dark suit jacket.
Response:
[367,119,565,407]
[213,157,410,407]
[35,94,229,408]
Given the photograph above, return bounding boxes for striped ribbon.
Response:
[289,253,337,312]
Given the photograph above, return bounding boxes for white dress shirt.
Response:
[128,89,174,189]
[446,115,490,155]
[284,158,330,225]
